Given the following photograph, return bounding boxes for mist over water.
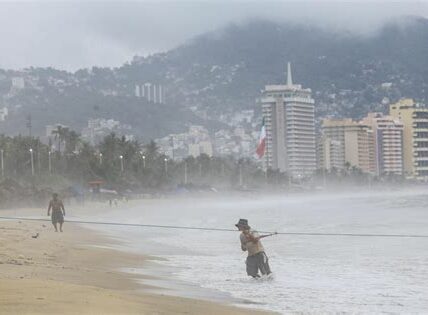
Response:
[86,190,428,313]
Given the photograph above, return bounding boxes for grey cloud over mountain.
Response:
[0,1,427,71]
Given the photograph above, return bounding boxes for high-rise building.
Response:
[389,99,428,179]
[362,113,404,176]
[320,118,374,174]
[259,63,316,178]
[135,83,165,104]
[318,137,343,171]
[0,107,8,121]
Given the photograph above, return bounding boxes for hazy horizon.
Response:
[0,1,427,71]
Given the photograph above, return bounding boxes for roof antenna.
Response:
[287,62,293,86]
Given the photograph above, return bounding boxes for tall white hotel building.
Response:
[259,63,316,178]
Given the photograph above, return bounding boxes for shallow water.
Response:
[86,190,428,314]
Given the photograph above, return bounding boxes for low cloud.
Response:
[0,1,426,71]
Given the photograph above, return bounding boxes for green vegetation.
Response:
[0,131,281,206]
[0,129,409,207]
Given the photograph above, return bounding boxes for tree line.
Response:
[0,127,407,198]
[0,130,285,193]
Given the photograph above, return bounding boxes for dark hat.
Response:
[235,218,250,229]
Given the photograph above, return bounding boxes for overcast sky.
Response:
[0,1,427,71]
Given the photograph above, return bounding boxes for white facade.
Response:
[135,83,165,104]
[260,63,316,178]
[362,113,404,176]
[46,123,68,137]
[11,77,25,89]
[0,107,8,121]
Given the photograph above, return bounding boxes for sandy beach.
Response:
[0,204,270,315]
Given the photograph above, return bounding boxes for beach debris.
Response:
[32,233,39,239]
[7,259,23,265]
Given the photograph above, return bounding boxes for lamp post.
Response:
[142,155,146,169]
[29,148,34,176]
[239,162,243,186]
[99,153,103,165]
[164,158,168,175]
[322,167,326,188]
[184,161,188,184]
[0,149,4,177]
[119,155,124,173]
[48,151,52,174]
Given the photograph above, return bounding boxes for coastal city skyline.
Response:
[2,62,428,181]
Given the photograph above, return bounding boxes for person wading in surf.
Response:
[47,193,65,232]
[236,218,272,278]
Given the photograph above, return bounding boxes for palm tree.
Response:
[51,125,68,153]
[143,140,159,160]
[64,130,80,154]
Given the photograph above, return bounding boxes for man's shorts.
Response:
[51,210,64,224]
[246,251,271,277]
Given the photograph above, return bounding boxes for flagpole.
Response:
[256,117,267,185]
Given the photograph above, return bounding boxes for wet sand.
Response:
[0,204,271,314]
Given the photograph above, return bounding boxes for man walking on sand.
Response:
[236,219,272,278]
[47,193,65,232]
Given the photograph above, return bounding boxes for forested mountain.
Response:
[1,16,427,138]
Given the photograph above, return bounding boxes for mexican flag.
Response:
[256,118,266,158]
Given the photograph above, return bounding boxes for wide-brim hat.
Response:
[235,218,250,229]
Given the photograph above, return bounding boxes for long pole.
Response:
[37,149,41,173]
[1,149,4,177]
[120,155,124,173]
[239,162,243,186]
[184,161,188,184]
[48,151,52,173]
[29,148,34,176]
[323,167,327,188]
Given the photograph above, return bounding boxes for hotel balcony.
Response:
[415,166,428,171]
[283,97,315,104]
[414,148,428,152]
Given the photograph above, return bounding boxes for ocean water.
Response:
[85,190,428,314]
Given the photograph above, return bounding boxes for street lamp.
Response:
[29,148,34,176]
[184,160,188,184]
[48,151,52,173]
[119,155,124,172]
[239,162,243,186]
[142,155,146,169]
[0,149,4,177]
[99,153,103,165]
[322,167,327,188]
[164,158,168,175]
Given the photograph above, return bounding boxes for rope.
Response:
[0,216,428,238]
